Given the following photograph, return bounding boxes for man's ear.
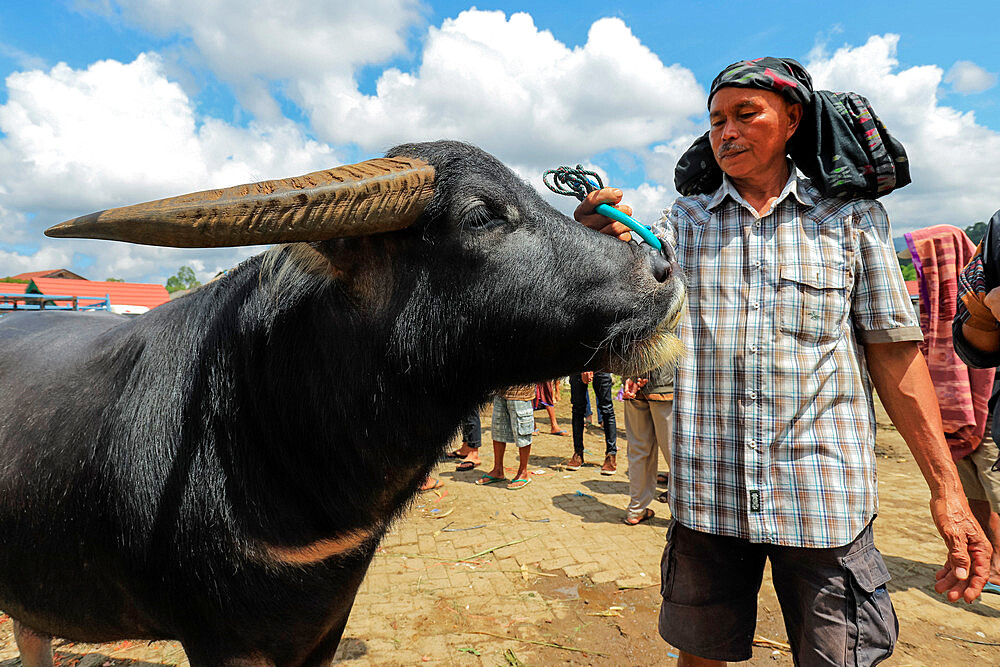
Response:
[785,102,803,140]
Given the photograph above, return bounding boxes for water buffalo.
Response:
[0,140,685,665]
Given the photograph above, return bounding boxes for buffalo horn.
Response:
[45,157,436,248]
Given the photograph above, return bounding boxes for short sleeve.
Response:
[850,201,923,343]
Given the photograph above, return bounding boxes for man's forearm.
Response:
[863,341,962,495]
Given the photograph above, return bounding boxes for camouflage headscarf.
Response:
[674,57,911,200]
[707,57,813,108]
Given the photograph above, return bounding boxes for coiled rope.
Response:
[542,165,662,250]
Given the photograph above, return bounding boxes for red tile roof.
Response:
[10,269,87,280]
[904,279,920,298]
[0,282,29,294]
[30,277,170,310]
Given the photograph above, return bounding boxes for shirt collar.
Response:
[707,160,816,214]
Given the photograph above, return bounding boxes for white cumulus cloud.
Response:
[295,10,706,168]
[0,53,339,282]
[945,60,998,94]
[806,34,1000,231]
[89,0,424,120]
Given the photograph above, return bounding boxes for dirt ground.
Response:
[1,394,998,666]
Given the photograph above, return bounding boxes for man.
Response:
[621,363,674,525]
[576,58,990,665]
[567,371,618,474]
[951,208,1000,586]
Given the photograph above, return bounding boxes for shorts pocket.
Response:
[779,263,851,345]
[514,401,535,437]
[843,547,897,666]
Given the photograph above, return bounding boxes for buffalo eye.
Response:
[460,204,502,230]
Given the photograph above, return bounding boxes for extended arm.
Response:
[864,340,992,602]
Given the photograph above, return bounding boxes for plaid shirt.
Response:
[656,167,921,547]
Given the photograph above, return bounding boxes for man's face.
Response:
[708,87,801,181]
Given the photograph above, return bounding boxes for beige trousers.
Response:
[624,398,673,514]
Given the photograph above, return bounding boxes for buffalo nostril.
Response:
[649,251,673,283]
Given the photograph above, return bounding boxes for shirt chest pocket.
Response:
[778,263,852,345]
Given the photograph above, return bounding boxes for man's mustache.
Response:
[717,142,749,158]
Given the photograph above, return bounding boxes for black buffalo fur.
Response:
[0,141,683,665]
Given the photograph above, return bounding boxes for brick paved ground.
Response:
[1,396,999,665]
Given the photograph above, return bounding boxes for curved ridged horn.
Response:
[45,157,436,248]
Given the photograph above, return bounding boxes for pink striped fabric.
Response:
[906,225,995,460]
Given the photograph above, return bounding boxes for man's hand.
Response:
[985,286,1000,321]
[932,493,994,602]
[864,340,992,602]
[580,371,594,384]
[574,187,634,241]
[622,378,648,399]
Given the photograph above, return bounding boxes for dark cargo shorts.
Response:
[658,520,898,665]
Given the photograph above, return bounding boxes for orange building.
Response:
[1,269,169,315]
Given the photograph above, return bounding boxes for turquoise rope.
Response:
[593,203,662,250]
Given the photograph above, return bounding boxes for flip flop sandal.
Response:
[985,582,1000,595]
[549,429,567,436]
[419,478,443,492]
[443,449,464,459]
[475,474,507,486]
[623,508,654,525]
[656,473,669,485]
[456,460,479,471]
[506,478,532,490]
[655,491,669,503]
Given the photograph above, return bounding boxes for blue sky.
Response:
[0,1,998,282]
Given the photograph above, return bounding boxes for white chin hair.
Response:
[607,329,686,377]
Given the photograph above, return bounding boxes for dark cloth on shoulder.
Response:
[675,57,910,200]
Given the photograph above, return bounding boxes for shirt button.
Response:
[749,439,757,449]
[749,345,758,353]
[749,390,758,400]
[754,261,762,269]
[752,301,760,310]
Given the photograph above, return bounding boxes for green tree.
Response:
[105,277,124,282]
[899,261,917,281]
[965,221,987,244]
[165,266,201,293]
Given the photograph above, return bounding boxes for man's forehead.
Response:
[709,87,786,114]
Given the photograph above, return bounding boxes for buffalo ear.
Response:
[45,158,436,248]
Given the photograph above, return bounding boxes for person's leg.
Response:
[624,398,656,519]
[677,654,725,667]
[508,399,534,488]
[651,399,674,494]
[478,396,509,483]
[970,438,1000,582]
[483,440,506,478]
[509,443,531,487]
[454,409,482,467]
[769,522,897,666]
[544,404,563,433]
[568,374,586,468]
[659,521,766,662]
[13,620,52,667]
[592,371,617,455]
